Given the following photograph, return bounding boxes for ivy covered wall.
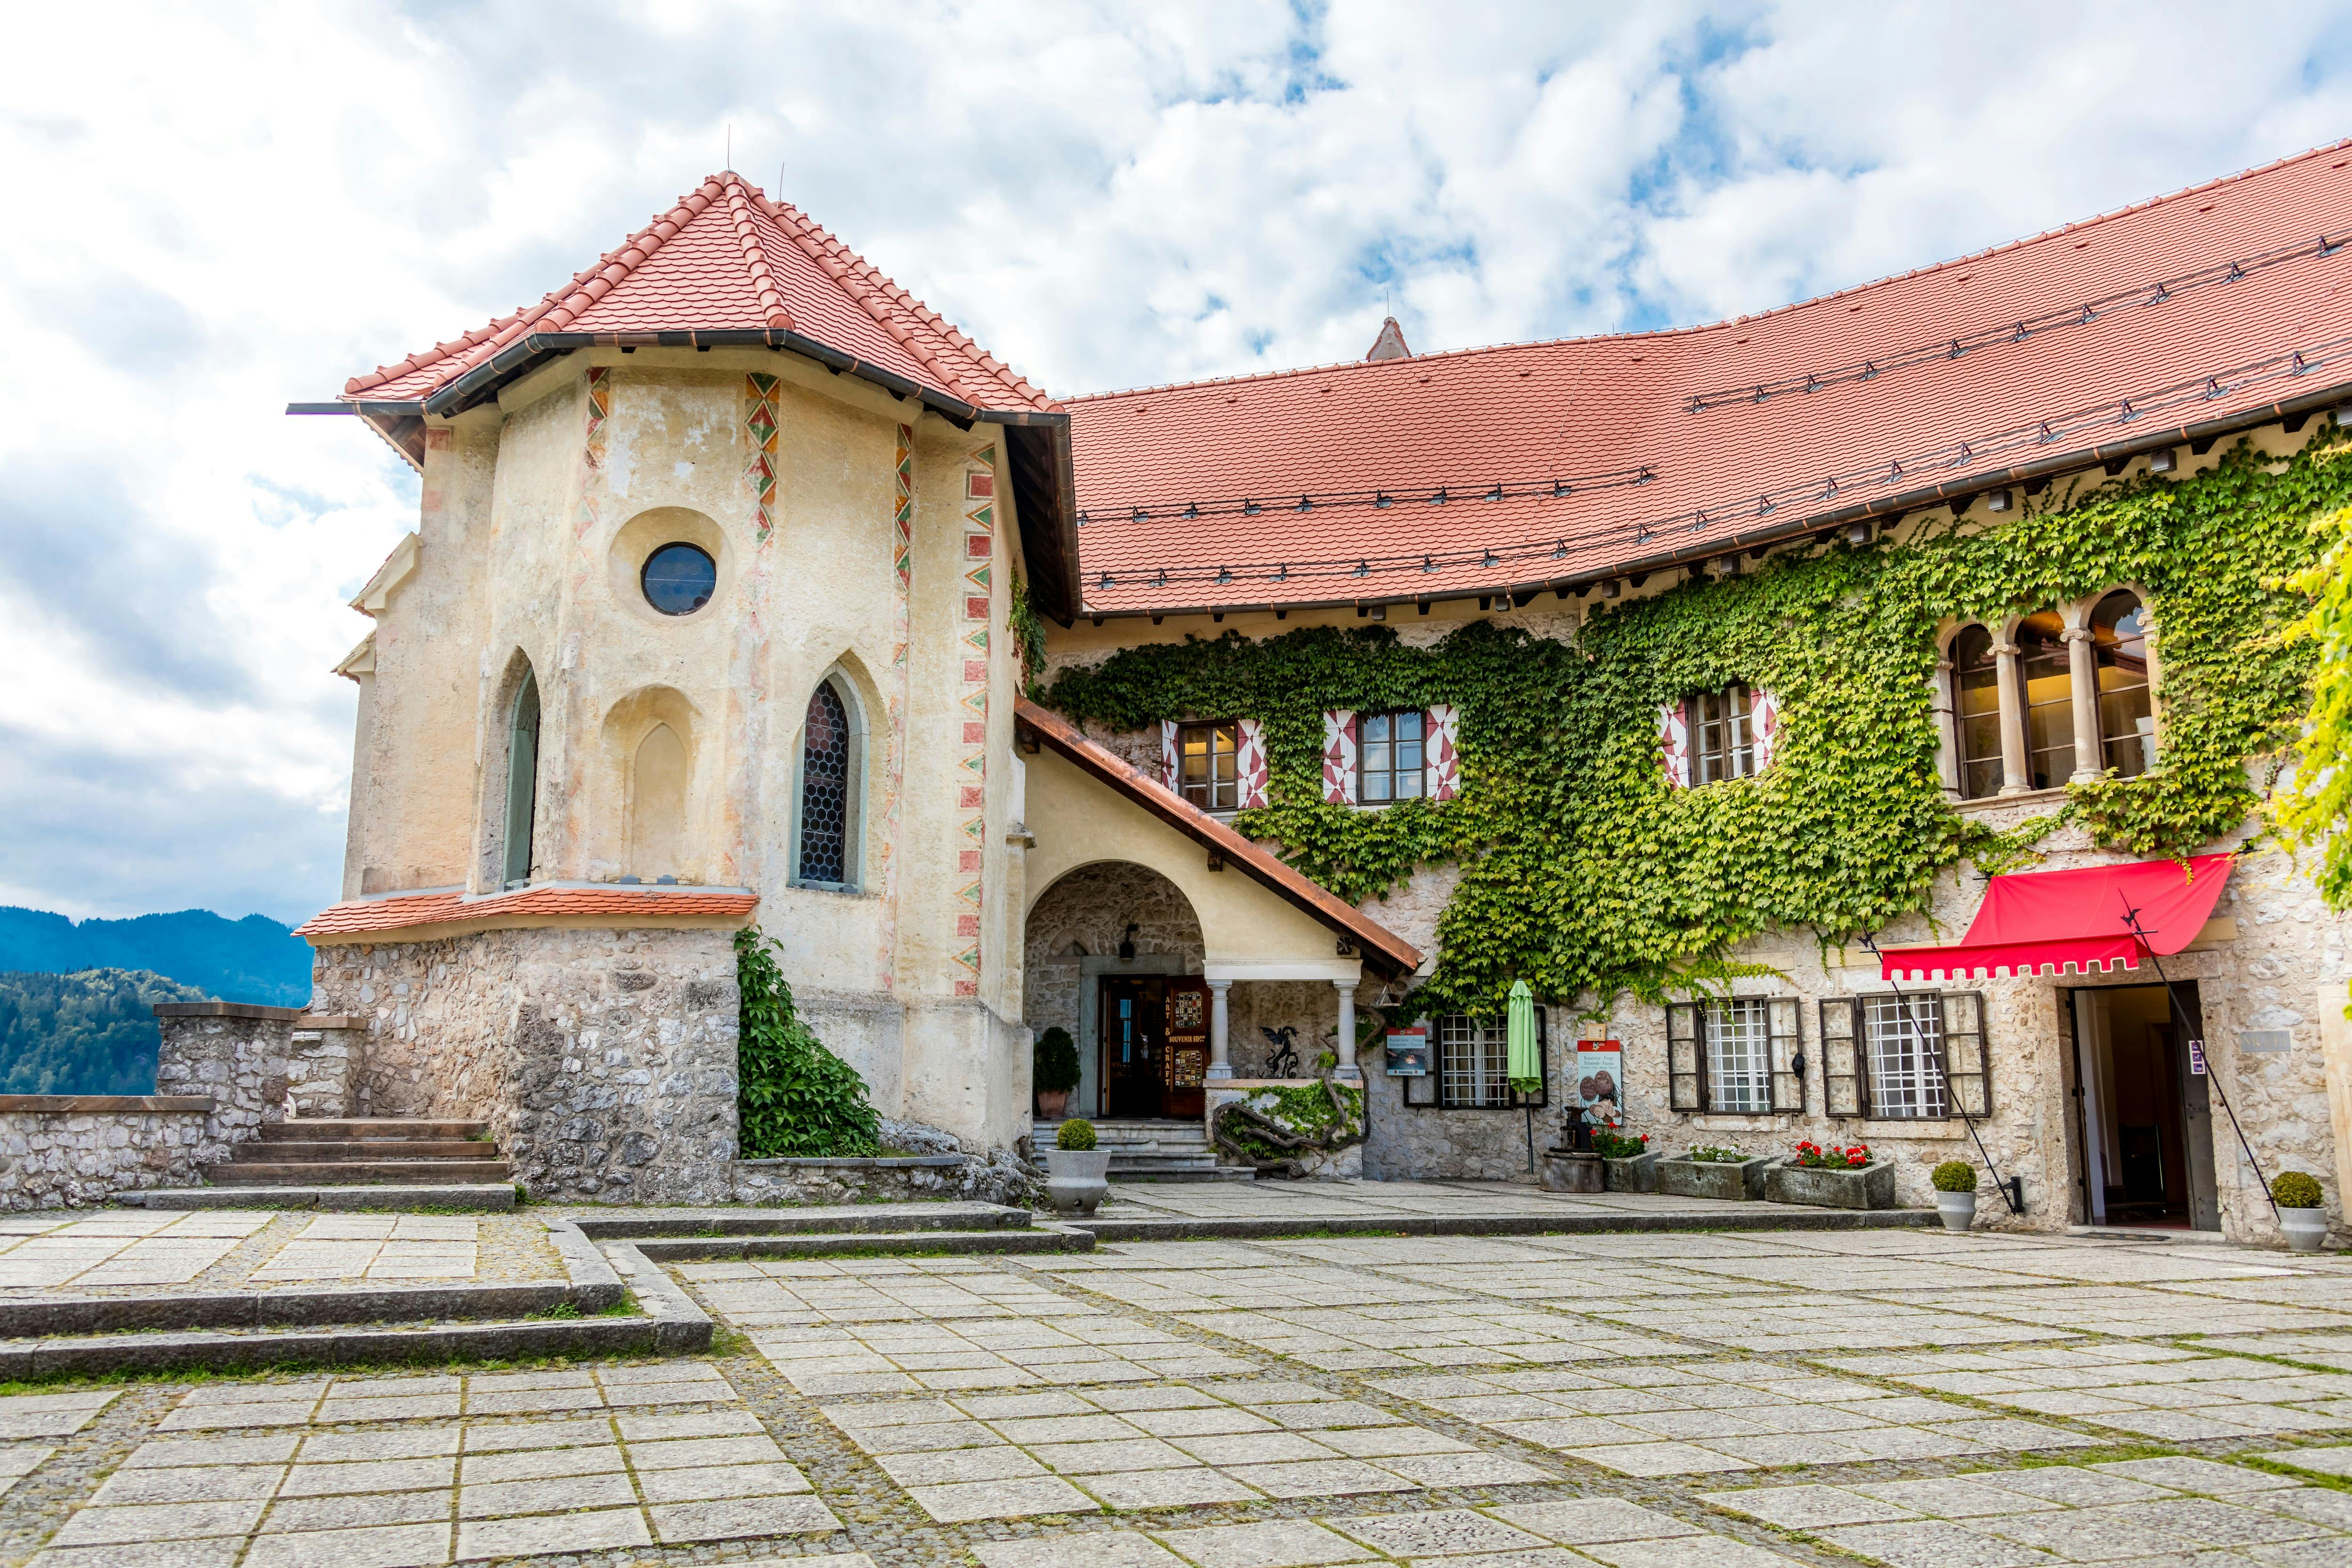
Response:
[1040,432,2348,1022]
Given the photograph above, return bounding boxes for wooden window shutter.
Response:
[1159,720,1179,793]
[1657,701,1691,788]
[1666,1002,1705,1111]
[1426,703,1461,801]
[1820,998,1864,1116]
[1767,997,1804,1114]
[1235,718,1270,809]
[1322,710,1357,804]
[1943,990,1991,1117]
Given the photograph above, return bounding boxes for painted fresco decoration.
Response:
[744,371,782,542]
[952,444,997,997]
[875,422,916,991]
[573,365,611,545]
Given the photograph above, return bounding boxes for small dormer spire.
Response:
[1365,316,1412,362]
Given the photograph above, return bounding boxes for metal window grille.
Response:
[1692,685,1756,783]
[798,682,852,886]
[1359,710,1425,804]
[1405,1011,1547,1109]
[1178,720,1240,811]
[1863,993,1949,1118]
[1704,997,1772,1112]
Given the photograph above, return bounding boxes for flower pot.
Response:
[1539,1149,1604,1194]
[1654,1155,1772,1202]
[1767,1160,1897,1210]
[1936,1191,1977,1232]
[2280,1206,2330,1253]
[1035,1090,1071,1120]
[1603,1150,1660,1193]
[1044,1149,1112,1217]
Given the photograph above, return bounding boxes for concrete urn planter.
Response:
[1654,1155,1772,1202]
[1766,1160,1898,1210]
[1539,1149,1604,1194]
[1936,1192,1977,1232]
[1603,1151,1660,1193]
[1044,1149,1112,1217]
[2280,1206,2330,1253]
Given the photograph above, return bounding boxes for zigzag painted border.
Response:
[952,444,997,997]
[744,372,781,541]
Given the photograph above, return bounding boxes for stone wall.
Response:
[0,1097,218,1210]
[309,925,741,1204]
[1362,1010,1560,1182]
[154,1003,300,1154]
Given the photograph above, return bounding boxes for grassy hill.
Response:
[0,969,212,1096]
[0,907,310,1008]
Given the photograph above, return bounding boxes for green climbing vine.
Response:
[736,928,882,1158]
[1041,431,2352,1020]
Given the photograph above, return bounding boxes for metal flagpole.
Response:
[1858,933,2021,1216]
[2115,893,2278,1220]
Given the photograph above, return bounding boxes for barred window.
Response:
[1403,1011,1547,1109]
[1820,991,1989,1119]
[796,679,858,890]
[1667,997,1803,1113]
[1178,720,1239,811]
[1863,994,1948,1119]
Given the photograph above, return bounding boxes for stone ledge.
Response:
[152,1002,307,1021]
[293,1014,366,1030]
[736,1154,965,1169]
[1075,1207,1937,1242]
[0,1095,215,1115]
[569,1203,1029,1239]
[635,1228,1092,1261]
[129,1183,515,1212]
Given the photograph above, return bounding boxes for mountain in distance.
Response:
[0,969,212,1095]
[0,907,312,1008]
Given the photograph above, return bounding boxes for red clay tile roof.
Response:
[1067,140,2352,617]
[344,173,1053,416]
[296,886,759,940]
[1015,699,1422,979]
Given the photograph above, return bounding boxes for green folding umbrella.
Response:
[1507,980,1542,1171]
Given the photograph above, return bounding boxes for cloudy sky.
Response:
[3,1,2349,926]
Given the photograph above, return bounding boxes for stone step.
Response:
[1106,1148,1218,1169]
[231,1141,492,1162]
[132,1184,516,1212]
[205,1160,515,1186]
[1109,1164,1256,1183]
[260,1119,489,1142]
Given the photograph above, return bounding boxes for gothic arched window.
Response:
[503,669,540,888]
[2093,589,2155,776]
[2015,609,2075,790]
[796,679,859,889]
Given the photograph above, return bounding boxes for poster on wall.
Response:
[1574,1039,1624,1123]
[1384,1027,1430,1077]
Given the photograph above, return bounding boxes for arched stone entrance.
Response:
[1024,862,1208,1118]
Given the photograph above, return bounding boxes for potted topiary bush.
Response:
[1931,1159,1978,1232]
[1044,1117,1111,1216]
[1033,1027,1081,1120]
[2273,1171,2330,1253]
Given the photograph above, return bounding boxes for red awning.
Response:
[1881,854,2235,981]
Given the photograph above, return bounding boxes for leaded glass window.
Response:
[799,681,853,887]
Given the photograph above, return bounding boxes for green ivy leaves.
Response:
[735,928,882,1157]
[1040,434,2342,1021]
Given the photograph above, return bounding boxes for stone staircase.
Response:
[1045,1118,1253,1182]
[203,1118,515,1187]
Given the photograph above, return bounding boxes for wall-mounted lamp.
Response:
[1118,923,1137,962]
[2148,448,2178,473]
[1985,488,2013,512]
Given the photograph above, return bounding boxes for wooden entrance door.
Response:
[1162,978,1209,1120]
[1099,977,1165,1118]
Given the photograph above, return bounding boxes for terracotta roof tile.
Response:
[295,886,759,940]
[345,174,1052,414]
[1066,140,2352,615]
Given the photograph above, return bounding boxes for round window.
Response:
[641,542,716,616]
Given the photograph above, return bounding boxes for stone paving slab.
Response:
[0,1210,564,1298]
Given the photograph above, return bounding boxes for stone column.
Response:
[1992,637,2031,796]
[1206,980,1233,1081]
[1333,981,1361,1082]
[2064,625,2103,783]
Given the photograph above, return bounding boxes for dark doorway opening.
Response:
[1095,975,1208,1120]
[2064,981,2219,1229]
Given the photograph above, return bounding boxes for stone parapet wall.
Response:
[310,925,742,1204]
[731,1150,1038,1208]
[0,1098,217,1210]
[154,1004,301,1156]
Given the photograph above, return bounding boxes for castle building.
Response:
[293,148,2352,1239]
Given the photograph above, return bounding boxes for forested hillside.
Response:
[0,907,310,1006]
[0,970,211,1096]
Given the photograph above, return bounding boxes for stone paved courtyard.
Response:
[2,1220,2352,1566]
[0,1211,562,1295]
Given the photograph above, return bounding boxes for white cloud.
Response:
[0,0,2347,919]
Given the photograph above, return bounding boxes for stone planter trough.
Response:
[1654,1154,1772,1202]
[1765,1159,1898,1210]
[1538,1149,1603,1194]
[1603,1150,1660,1193]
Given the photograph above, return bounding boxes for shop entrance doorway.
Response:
[1096,975,1209,1120]
[2063,982,2220,1229]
